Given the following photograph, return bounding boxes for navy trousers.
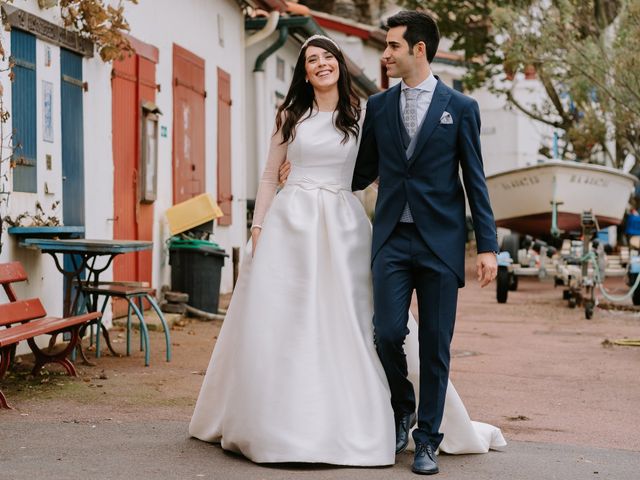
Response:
[372,223,459,448]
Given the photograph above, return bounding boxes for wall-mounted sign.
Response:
[42,80,54,143]
[44,45,52,67]
[2,4,94,57]
[140,101,162,203]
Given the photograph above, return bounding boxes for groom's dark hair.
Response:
[386,11,440,64]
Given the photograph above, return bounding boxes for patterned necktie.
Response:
[402,88,420,138]
[399,88,420,223]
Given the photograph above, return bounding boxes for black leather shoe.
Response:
[412,443,439,475]
[395,412,417,454]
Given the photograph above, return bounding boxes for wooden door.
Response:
[60,49,86,304]
[61,49,85,226]
[172,44,206,204]
[111,47,157,316]
[217,68,232,225]
[10,29,37,193]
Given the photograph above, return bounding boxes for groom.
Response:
[352,11,498,475]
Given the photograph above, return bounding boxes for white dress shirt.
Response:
[398,73,438,223]
[400,73,438,128]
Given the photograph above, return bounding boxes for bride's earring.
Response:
[305,78,309,83]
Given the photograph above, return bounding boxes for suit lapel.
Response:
[408,80,452,167]
[384,83,406,157]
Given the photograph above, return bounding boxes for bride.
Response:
[189,35,505,466]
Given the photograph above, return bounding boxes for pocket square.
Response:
[440,111,453,124]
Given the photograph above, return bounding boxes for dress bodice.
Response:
[285,111,360,191]
[251,109,361,229]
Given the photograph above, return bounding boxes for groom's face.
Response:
[383,26,417,79]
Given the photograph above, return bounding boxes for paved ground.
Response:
[2,253,640,479]
[2,421,639,480]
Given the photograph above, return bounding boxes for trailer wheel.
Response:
[630,273,640,306]
[497,266,509,303]
[585,304,594,320]
[633,286,640,306]
[501,233,520,264]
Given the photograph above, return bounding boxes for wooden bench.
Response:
[0,262,101,409]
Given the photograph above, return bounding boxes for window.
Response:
[380,60,389,90]
[275,91,285,110]
[140,101,161,203]
[11,29,37,193]
[276,56,285,81]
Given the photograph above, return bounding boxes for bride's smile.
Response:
[305,46,339,89]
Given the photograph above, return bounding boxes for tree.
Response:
[58,0,139,61]
[399,0,640,167]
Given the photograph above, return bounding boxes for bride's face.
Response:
[304,46,340,91]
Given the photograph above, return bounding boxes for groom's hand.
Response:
[279,161,291,186]
[476,252,498,287]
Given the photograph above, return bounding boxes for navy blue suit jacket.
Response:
[352,79,498,287]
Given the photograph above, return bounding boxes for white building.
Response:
[0,0,554,358]
[0,0,286,344]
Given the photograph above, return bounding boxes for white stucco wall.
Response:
[0,1,93,323]
[245,32,300,201]
[123,0,247,294]
[474,78,555,176]
[0,0,249,344]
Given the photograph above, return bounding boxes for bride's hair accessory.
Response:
[301,34,340,51]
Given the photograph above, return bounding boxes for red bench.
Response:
[0,262,101,409]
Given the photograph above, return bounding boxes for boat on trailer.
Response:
[486,161,637,238]
[485,161,638,318]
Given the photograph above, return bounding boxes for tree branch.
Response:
[503,88,566,128]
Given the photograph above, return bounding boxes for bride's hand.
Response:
[251,228,261,257]
[279,161,291,186]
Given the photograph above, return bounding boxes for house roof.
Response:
[311,10,380,41]
[252,0,288,11]
[310,9,465,66]
[245,14,380,97]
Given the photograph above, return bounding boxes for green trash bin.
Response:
[169,237,228,314]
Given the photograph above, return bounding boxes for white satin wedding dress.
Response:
[188,110,506,464]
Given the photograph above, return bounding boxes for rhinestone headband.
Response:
[301,34,340,51]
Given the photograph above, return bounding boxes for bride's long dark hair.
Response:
[275,37,360,145]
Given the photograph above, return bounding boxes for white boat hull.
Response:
[486,161,637,237]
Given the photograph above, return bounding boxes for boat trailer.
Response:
[496,211,640,319]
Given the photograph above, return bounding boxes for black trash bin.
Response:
[169,238,228,314]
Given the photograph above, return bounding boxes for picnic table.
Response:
[15,237,154,363]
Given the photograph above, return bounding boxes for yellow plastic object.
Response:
[166,193,224,236]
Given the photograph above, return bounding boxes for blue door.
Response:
[61,49,85,226]
[10,29,37,193]
[61,49,85,308]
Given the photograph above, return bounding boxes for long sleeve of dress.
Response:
[251,124,288,230]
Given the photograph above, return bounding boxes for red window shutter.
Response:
[112,41,158,317]
[217,68,232,226]
[172,44,206,204]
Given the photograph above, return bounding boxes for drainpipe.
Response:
[245,14,310,180]
[245,10,279,48]
[253,25,290,176]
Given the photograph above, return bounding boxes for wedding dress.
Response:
[188,110,506,464]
